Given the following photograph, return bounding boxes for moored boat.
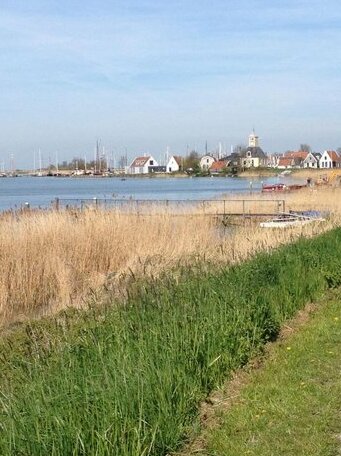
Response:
[260,212,325,228]
[262,183,287,192]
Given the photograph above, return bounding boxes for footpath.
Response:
[184,294,341,456]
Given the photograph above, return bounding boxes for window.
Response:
[150,160,154,165]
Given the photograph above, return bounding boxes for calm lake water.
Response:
[0,175,305,211]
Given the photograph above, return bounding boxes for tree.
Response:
[299,144,311,153]
[233,144,247,156]
[118,155,127,168]
[183,151,200,170]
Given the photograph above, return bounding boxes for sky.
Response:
[0,0,341,168]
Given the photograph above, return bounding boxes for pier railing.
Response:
[53,197,286,218]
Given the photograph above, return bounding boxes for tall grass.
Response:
[1,229,341,455]
[0,187,340,327]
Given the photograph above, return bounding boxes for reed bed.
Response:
[1,229,341,455]
[0,187,340,327]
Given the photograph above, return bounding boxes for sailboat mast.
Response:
[39,149,42,174]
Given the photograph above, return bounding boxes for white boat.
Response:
[260,212,325,228]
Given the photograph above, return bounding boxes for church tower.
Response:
[248,130,259,148]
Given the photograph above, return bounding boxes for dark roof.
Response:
[225,152,241,161]
[304,152,321,162]
[243,146,267,159]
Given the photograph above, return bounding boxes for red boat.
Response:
[262,183,287,192]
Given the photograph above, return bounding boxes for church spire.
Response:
[249,130,259,148]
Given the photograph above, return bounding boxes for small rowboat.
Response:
[260,212,325,228]
[262,183,287,192]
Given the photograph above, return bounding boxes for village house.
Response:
[284,151,309,167]
[210,160,227,175]
[128,155,158,174]
[303,152,321,168]
[267,153,280,168]
[240,131,267,168]
[277,157,294,169]
[319,150,341,169]
[199,155,216,171]
[166,156,182,173]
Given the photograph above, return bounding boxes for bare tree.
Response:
[299,144,311,153]
[234,144,247,156]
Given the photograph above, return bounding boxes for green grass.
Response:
[203,296,341,456]
[1,229,341,455]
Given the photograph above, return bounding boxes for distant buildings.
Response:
[210,160,227,174]
[126,134,341,176]
[167,156,182,173]
[199,155,216,171]
[277,150,341,169]
[127,154,183,174]
[128,156,158,174]
[303,152,321,168]
[240,131,267,168]
[319,150,341,169]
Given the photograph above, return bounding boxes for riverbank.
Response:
[1,186,341,328]
[1,229,341,454]
[241,167,341,180]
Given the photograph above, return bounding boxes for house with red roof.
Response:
[285,151,309,160]
[210,160,228,174]
[128,155,158,174]
[282,150,309,168]
[319,150,341,169]
[277,157,297,169]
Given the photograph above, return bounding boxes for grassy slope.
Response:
[203,296,341,456]
[1,229,341,455]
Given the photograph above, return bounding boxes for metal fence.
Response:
[54,197,286,217]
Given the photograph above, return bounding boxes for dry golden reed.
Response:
[1,187,340,327]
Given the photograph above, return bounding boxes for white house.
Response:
[319,150,341,169]
[303,152,321,168]
[200,155,216,171]
[128,155,158,174]
[166,156,182,173]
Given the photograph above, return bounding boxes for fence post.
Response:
[55,198,59,211]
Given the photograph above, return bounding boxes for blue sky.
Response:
[0,0,341,167]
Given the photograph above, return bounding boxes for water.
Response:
[0,175,305,211]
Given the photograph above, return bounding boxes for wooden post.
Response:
[55,197,59,211]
